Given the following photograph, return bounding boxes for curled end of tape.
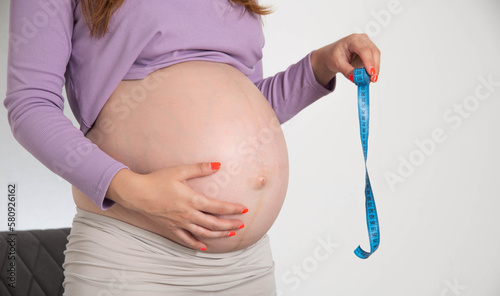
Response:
[353,68,371,86]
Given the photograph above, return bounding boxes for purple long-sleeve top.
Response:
[4,0,336,209]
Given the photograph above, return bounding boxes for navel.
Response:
[253,175,267,190]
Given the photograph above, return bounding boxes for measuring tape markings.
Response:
[353,68,380,259]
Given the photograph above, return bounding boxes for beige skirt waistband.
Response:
[63,207,276,295]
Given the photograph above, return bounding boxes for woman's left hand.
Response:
[310,33,381,86]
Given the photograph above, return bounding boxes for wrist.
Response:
[106,168,141,209]
[310,48,336,87]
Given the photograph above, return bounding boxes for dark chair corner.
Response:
[1,228,71,296]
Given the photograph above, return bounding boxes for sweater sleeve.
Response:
[250,51,336,124]
[4,0,128,210]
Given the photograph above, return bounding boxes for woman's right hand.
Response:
[107,162,248,251]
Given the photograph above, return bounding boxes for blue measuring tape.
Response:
[353,68,380,259]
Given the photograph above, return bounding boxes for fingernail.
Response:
[228,231,236,237]
[241,208,249,214]
[200,247,207,251]
[370,67,376,76]
[238,223,245,229]
[349,74,354,83]
[371,74,378,83]
[210,162,221,170]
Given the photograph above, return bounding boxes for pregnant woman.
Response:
[5,0,380,295]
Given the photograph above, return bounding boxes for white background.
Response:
[1,0,500,295]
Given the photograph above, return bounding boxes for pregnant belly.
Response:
[73,61,289,252]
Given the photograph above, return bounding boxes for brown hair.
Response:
[81,0,273,39]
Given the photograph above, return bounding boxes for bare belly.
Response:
[73,61,289,252]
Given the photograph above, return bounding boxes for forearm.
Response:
[253,51,336,124]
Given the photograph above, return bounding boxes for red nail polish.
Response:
[370,67,376,76]
[210,162,221,170]
[241,208,248,214]
[200,247,207,251]
[372,74,378,83]
[228,231,236,237]
[349,74,354,83]
[238,223,245,229]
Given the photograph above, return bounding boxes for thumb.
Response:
[175,162,221,181]
[336,56,356,81]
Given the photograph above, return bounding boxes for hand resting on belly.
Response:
[74,61,289,252]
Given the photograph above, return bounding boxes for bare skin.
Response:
[74,33,381,252]
[74,60,289,252]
